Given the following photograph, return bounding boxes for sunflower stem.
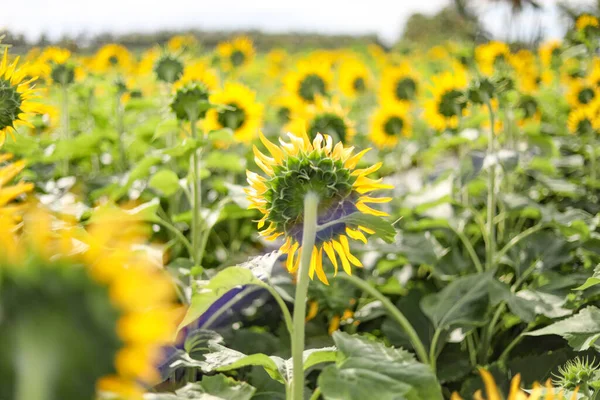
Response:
[290,192,319,400]
[189,117,203,269]
[337,273,430,366]
[115,91,127,172]
[60,85,70,176]
[485,100,497,271]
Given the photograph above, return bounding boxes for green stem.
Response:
[116,92,127,172]
[429,328,444,372]
[497,324,533,364]
[154,216,194,257]
[338,273,429,365]
[449,225,483,273]
[485,100,497,271]
[494,224,544,264]
[258,282,294,338]
[60,85,70,176]
[291,192,320,400]
[309,387,322,400]
[189,119,203,267]
[480,302,506,364]
[588,143,596,183]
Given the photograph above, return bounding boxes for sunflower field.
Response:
[2,10,600,400]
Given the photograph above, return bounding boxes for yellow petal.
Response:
[479,369,502,400]
[306,301,319,322]
[259,132,284,164]
[339,235,362,267]
[323,241,338,275]
[356,201,389,217]
[344,148,370,169]
[315,247,329,285]
[346,227,367,244]
[332,239,352,275]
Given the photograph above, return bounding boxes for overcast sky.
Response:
[2,0,597,45]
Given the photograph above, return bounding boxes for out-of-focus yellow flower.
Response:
[0,154,33,221]
[369,103,412,149]
[539,40,562,68]
[284,60,333,105]
[424,66,469,131]
[247,131,393,285]
[267,48,287,77]
[167,34,198,52]
[475,41,511,76]
[271,93,303,125]
[174,60,220,92]
[338,58,371,99]
[286,96,355,143]
[576,13,599,32]
[137,47,160,76]
[217,36,255,71]
[92,44,134,74]
[379,62,419,106]
[567,102,600,134]
[567,78,599,108]
[204,82,263,143]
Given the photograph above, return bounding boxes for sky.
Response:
[2,0,597,45]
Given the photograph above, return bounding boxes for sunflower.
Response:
[271,93,302,125]
[509,49,540,94]
[0,49,44,146]
[0,207,179,400]
[93,44,134,73]
[204,82,263,143]
[567,78,599,108]
[167,34,198,52]
[576,13,599,33]
[38,46,71,66]
[424,68,469,132]
[174,60,220,92]
[137,47,160,76]
[0,153,33,221]
[567,103,600,134]
[475,41,511,76]
[338,59,371,98]
[286,96,355,143]
[284,60,333,105]
[450,369,578,400]
[216,36,255,71]
[516,94,541,126]
[379,63,419,106]
[587,59,600,88]
[369,104,412,149]
[246,131,393,284]
[154,53,184,84]
[539,40,562,69]
[28,103,60,134]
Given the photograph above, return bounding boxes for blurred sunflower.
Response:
[587,59,600,88]
[0,49,44,146]
[154,53,184,84]
[516,94,541,126]
[338,59,371,98]
[369,104,412,149]
[28,103,60,135]
[286,96,355,143]
[174,60,220,92]
[0,154,33,221]
[247,131,393,284]
[137,48,160,76]
[475,41,511,76]
[539,40,562,69]
[450,369,578,400]
[93,44,134,73]
[424,68,469,132]
[217,36,255,71]
[266,48,287,78]
[167,34,198,52]
[567,78,599,108]
[576,13,599,33]
[271,93,302,126]
[509,49,540,94]
[38,46,71,66]
[379,63,419,106]
[284,60,333,105]
[204,82,263,143]
[567,104,600,135]
[0,207,179,400]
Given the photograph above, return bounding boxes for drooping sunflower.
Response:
[216,36,255,71]
[167,34,198,52]
[0,49,44,146]
[0,153,33,221]
[286,96,355,143]
[539,40,562,69]
[338,59,371,98]
[0,207,179,400]
[424,68,469,132]
[154,53,184,84]
[475,41,511,76]
[576,13,599,34]
[284,60,334,105]
[379,63,419,106]
[204,82,263,143]
[567,103,600,135]
[369,104,412,149]
[450,369,578,400]
[92,44,134,74]
[567,78,599,108]
[174,60,220,92]
[246,131,393,284]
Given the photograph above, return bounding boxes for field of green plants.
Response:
[1,11,600,400]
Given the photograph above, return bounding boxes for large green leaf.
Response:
[576,264,600,290]
[421,271,494,329]
[149,169,181,197]
[488,280,536,323]
[145,375,255,400]
[527,306,600,351]
[318,332,442,400]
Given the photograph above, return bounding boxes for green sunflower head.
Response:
[299,74,327,102]
[154,54,184,84]
[171,83,210,121]
[394,77,417,101]
[0,77,23,131]
[50,62,76,86]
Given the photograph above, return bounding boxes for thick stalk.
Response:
[291,192,319,400]
[338,273,429,365]
[485,100,497,271]
[189,119,203,267]
[60,85,70,176]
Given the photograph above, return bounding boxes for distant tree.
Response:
[401,6,481,46]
